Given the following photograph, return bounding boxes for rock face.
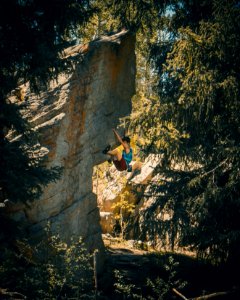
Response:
[94,155,162,235]
[9,30,136,264]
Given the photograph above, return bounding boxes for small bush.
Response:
[0,224,95,299]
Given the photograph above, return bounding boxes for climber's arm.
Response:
[113,129,124,146]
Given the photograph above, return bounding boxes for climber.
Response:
[102,129,142,177]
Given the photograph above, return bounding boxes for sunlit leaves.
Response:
[128,0,240,264]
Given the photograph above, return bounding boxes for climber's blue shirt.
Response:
[122,148,133,170]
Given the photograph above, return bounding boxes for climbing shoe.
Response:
[102,145,111,154]
[128,168,141,180]
[133,169,141,176]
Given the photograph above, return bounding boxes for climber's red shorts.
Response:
[113,157,127,171]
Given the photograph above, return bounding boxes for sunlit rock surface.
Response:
[94,155,162,234]
[8,30,136,267]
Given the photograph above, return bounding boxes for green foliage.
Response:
[0,224,94,299]
[122,0,240,267]
[77,0,120,43]
[1,134,62,205]
[109,0,166,32]
[114,269,141,299]
[113,255,187,300]
[89,0,240,270]
[112,191,136,240]
[0,0,95,94]
[146,256,187,300]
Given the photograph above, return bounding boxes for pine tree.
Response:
[0,0,96,267]
[111,0,240,266]
[0,0,95,205]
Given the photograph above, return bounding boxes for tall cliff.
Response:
[9,30,136,258]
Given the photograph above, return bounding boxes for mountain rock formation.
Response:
[8,30,136,265]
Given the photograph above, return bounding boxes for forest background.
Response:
[0,0,239,299]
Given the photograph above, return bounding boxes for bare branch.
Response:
[173,288,231,300]
[199,158,228,178]
[191,290,231,299]
[172,288,189,300]
[0,288,26,299]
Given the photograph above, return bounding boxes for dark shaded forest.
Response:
[0,0,240,299]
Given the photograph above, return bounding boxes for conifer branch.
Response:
[199,158,229,178]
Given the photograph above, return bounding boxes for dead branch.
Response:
[199,158,228,179]
[191,290,231,299]
[173,288,231,300]
[0,288,26,299]
[172,288,189,299]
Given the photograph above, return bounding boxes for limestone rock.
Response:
[8,30,136,267]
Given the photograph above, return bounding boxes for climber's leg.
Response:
[132,161,142,171]
[102,145,111,154]
[128,161,142,180]
[106,148,128,171]
[107,148,122,161]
